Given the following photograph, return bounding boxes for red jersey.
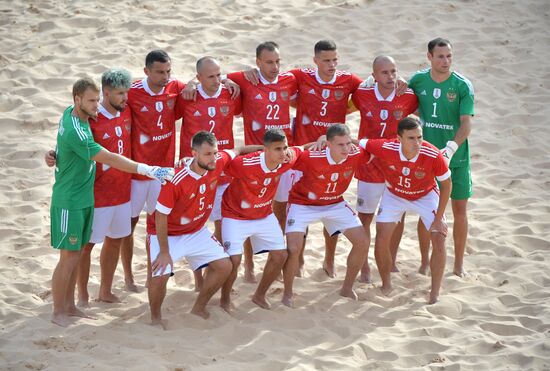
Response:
[361,139,450,201]
[221,147,302,220]
[153,150,234,235]
[291,68,362,145]
[289,145,364,206]
[352,84,418,183]
[90,105,132,207]
[177,84,241,158]
[227,71,297,145]
[127,78,184,180]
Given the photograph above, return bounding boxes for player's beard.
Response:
[82,105,98,120]
[111,101,127,112]
[197,159,215,171]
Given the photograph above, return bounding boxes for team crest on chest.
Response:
[433,88,441,99]
[220,105,229,116]
[115,126,123,137]
[343,170,353,178]
[334,90,344,100]
[155,101,164,112]
[446,90,457,103]
[322,89,330,99]
[263,178,272,186]
[210,180,218,190]
[331,173,339,182]
[380,109,389,121]
[393,110,403,120]
[402,167,410,176]
[167,99,175,109]
[281,91,289,100]
[199,184,207,194]
[415,170,426,179]
[269,91,277,102]
[208,107,216,117]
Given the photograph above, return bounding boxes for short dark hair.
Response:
[428,38,452,54]
[101,68,132,90]
[192,131,217,150]
[397,116,421,135]
[314,40,337,55]
[326,124,350,140]
[263,128,287,145]
[256,41,279,59]
[145,50,171,69]
[72,77,99,99]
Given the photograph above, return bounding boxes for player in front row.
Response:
[49,78,174,327]
[358,117,452,303]
[147,132,261,324]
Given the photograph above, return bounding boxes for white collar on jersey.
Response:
[399,142,420,163]
[259,70,279,85]
[260,152,282,173]
[142,78,166,96]
[185,159,206,179]
[197,83,222,99]
[315,69,337,85]
[97,104,120,120]
[326,148,347,165]
[374,83,396,102]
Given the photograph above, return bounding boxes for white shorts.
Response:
[274,170,303,203]
[285,201,362,236]
[209,182,229,222]
[221,214,286,256]
[377,188,443,229]
[149,227,229,277]
[356,181,386,214]
[131,179,161,217]
[89,201,132,243]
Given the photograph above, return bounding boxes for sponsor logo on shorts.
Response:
[223,241,231,249]
[377,208,383,215]
[69,235,78,245]
[446,90,457,103]
[287,218,295,226]
[357,198,364,206]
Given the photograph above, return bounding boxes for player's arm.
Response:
[347,98,358,114]
[242,66,260,86]
[430,177,452,236]
[151,211,173,276]
[232,145,264,156]
[92,148,174,184]
[440,115,472,165]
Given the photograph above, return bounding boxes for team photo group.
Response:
[46,37,474,328]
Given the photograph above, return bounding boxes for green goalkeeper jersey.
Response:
[51,106,103,209]
[409,68,474,168]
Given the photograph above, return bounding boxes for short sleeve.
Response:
[67,128,102,161]
[156,181,176,214]
[223,155,243,178]
[434,153,452,181]
[227,71,245,87]
[350,73,363,91]
[459,79,475,116]
[292,150,310,171]
[408,71,420,91]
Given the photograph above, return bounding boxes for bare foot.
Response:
[51,313,70,327]
[97,292,120,303]
[77,298,90,308]
[125,279,139,292]
[322,261,336,278]
[339,288,358,300]
[190,307,210,319]
[244,268,257,284]
[151,318,167,330]
[295,265,304,278]
[281,294,294,308]
[220,300,235,314]
[428,292,439,304]
[391,264,400,273]
[67,306,96,319]
[418,264,429,276]
[453,267,467,277]
[251,294,271,309]
[380,285,393,296]
[358,271,371,284]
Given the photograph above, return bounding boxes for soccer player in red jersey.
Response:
[220,129,309,310]
[349,55,418,283]
[177,56,242,291]
[121,50,185,291]
[358,117,451,303]
[283,124,369,307]
[148,131,261,324]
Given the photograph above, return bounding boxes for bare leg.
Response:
[148,274,170,327]
[429,230,447,304]
[220,254,241,313]
[417,219,431,275]
[77,243,94,307]
[358,212,374,283]
[120,216,139,291]
[98,237,122,303]
[243,238,256,283]
[191,258,232,319]
[340,227,369,300]
[374,222,398,295]
[389,213,406,272]
[252,249,288,309]
[51,249,82,327]
[193,269,204,292]
[322,227,338,278]
[282,232,305,307]
[452,199,468,277]
[297,228,307,278]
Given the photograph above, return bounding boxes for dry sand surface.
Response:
[1,0,550,370]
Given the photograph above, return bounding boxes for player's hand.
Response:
[137,164,175,185]
[243,68,260,86]
[312,135,327,151]
[182,80,198,101]
[176,157,192,168]
[395,77,408,96]
[283,148,295,163]
[360,75,375,88]
[223,78,241,99]
[429,217,448,237]
[440,141,458,165]
[44,150,56,167]
[152,252,173,276]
